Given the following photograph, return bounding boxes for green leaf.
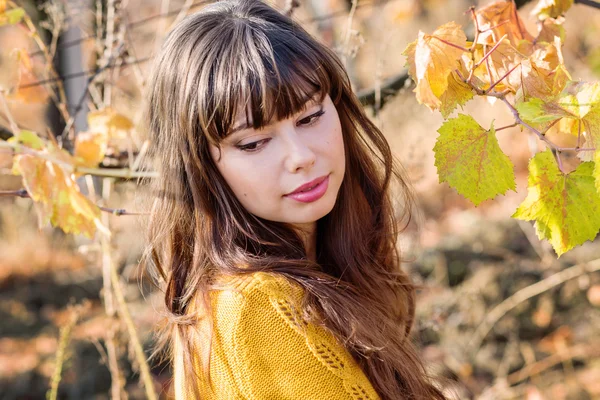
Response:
[513,149,600,257]
[434,114,516,206]
[0,8,26,26]
[439,72,475,119]
[516,81,600,151]
[7,130,45,150]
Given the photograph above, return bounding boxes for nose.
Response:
[282,125,316,173]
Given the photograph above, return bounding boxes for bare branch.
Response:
[0,189,149,216]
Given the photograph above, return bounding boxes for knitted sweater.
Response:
[173,271,381,400]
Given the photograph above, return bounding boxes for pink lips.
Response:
[284,175,330,203]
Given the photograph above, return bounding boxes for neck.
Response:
[292,222,317,262]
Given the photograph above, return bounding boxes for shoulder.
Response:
[211,271,304,308]
[207,271,381,399]
[209,271,306,332]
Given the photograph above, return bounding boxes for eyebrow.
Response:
[228,90,321,136]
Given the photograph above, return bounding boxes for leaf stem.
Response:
[495,123,519,131]
[500,97,566,172]
[485,61,520,94]
[556,146,595,152]
[468,6,479,52]
[500,98,557,151]
[480,19,510,33]
[474,34,508,69]
[431,36,470,52]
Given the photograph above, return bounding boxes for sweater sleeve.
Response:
[223,275,380,400]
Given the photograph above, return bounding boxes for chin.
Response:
[287,194,337,223]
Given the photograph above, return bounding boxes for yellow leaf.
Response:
[402,22,469,115]
[531,0,574,20]
[470,39,524,93]
[13,153,108,238]
[0,49,48,103]
[439,71,474,118]
[74,131,108,168]
[536,17,566,44]
[10,137,108,238]
[518,59,570,102]
[476,0,534,47]
[87,107,134,140]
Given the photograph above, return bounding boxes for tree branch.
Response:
[574,0,600,9]
[0,189,148,216]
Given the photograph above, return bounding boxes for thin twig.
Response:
[485,62,520,94]
[10,1,72,126]
[0,189,149,215]
[46,303,87,400]
[500,98,560,151]
[342,0,359,66]
[574,0,600,9]
[495,123,519,131]
[507,343,600,384]
[474,34,508,69]
[17,55,151,90]
[469,6,479,50]
[110,264,158,400]
[100,178,123,400]
[0,139,158,179]
[468,258,600,355]
[431,36,471,52]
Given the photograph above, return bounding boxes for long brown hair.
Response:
[140,0,447,398]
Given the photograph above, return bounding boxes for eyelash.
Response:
[235,109,326,153]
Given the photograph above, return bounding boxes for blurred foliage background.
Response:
[0,0,599,399]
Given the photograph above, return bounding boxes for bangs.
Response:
[195,19,333,144]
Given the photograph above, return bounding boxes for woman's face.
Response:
[209,93,345,226]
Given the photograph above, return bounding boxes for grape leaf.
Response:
[516,81,600,136]
[531,0,573,20]
[438,71,474,118]
[0,49,48,103]
[476,0,534,46]
[74,131,108,168]
[0,7,25,26]
[10,134,109,238]
[536,18,566,44]
[512,150,600,257]
[88,107,134,139]
[403,22,470,116]
[469,39,524,94]
[7,130,45,150]
[434,114,516,205]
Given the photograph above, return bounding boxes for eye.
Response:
[297,109,325,127]
[236,138,271,152]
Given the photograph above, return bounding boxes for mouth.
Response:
[284,174,330,203]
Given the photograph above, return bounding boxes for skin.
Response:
[209,94,346,262]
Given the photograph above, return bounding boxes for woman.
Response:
[141,0,447,398]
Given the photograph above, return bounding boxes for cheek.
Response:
[328,116,345,168]
[214,154,279,208]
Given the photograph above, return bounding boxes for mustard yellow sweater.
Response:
[173,271,381,399]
